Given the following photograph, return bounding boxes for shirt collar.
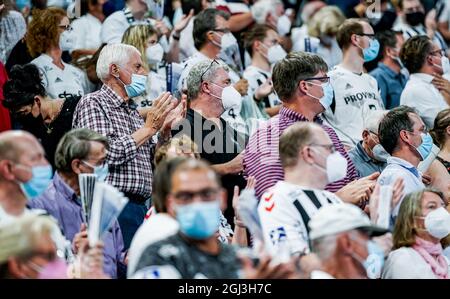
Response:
[279,106,323,124]
[409,73,434,83]
[355,141,373,163]
[101,84,128,108]
[53,172,78,203]
[387,156,416,169]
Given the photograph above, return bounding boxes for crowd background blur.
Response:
[0,0,449,280]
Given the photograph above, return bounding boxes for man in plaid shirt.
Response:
[72,44,176,248]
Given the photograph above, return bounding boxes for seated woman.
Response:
[3,63,80,167]
[382,189,450,279]
[26,7,92,100]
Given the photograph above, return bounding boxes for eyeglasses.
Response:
[82,160,106,169]
[309,143,336,153]
[58,24,72,31]
[303,76,330,84]
[429,49,446,58]
[200,59,220,83]
[212,28,230,34]
[172,188,220,202]
[358,33,376,40]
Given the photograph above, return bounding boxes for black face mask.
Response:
[372,10,398,32]
[405,11,425,26]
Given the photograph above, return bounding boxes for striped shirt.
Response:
[258,181,342,255]
[243,106,359,199]
[72,84,154,199]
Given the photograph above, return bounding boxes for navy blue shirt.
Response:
[370,63,407,109]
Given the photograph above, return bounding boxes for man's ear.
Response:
[166,195,177,218]
[399,129,410,144]
[110,64,120,78]
[336,233,353,255]
[0,160,16,181]
[297,80,308,95]
[350,33,359,47]
[362,129,370,142]
[71,159,83,175]
[201,81,211,95]
[300,146,314,165]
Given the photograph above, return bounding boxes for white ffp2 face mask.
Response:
[267,44,287,64]
[220,32,238,50]
[59,30,76,51]
[424,207,450,239]
[276,14,291,36]
[312,148,348,183]
[210,83,242,111]
[146,43,164,65]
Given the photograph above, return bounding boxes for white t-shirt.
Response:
[31,54,92,100]
[400,73,449,129]
[127,213,179,277]
[100,9,147,44]
[323,65,384,148]
[258,181,342,257]
[179,18,196,62]
[382,247,450,279]
[71,13,103,51]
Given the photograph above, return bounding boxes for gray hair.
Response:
[364,110,387,134]
[54,129,108,173]
[96,44,141,82]
[251,0,282,24]
[186,59,229,101]
[311,234,338,261]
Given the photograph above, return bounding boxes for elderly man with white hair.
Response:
[348,110,389,178]
[72,43,177,249]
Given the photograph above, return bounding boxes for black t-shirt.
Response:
[134,233,241,279]
[171,108,247,223]
[19,95,80,167]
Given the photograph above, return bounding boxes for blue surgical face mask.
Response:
[415,132,433,161]
[16,164,53,200]
[351,238,385,279]
[115,70,147,98]
[175,200,221,240]
[358,38,380,62]
[82,161,109,182]
[306,81,334,110]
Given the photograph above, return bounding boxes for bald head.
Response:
[0,131,41,162]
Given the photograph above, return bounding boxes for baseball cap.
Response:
[309,203,388,240]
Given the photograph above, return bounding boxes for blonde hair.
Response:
[393,189,446,249]
[122,24,158,71]
[308,6,346,38]
[154,135,200,166]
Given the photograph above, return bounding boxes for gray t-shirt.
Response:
[133,233,242,279]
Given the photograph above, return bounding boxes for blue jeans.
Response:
[117,201,147,249]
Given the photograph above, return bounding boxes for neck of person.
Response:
[200,44,220,60]
[46,46,64,69]
[340,49,365,74]
[415,232,441,245]
[105,78,130,103]
[392,147,421,168]
[324,254,367,279]
[190,97,222,120]
[284,166,328,190]
[282,97,319,122]
[89,9,105,22]
[0,182,27,217]
[419,64,441,77]
[129,4,145,21]
[41,97,64,124]
[382,56,401,74]
[438,140,450,161]
[58,171,81,197]
[183,234,221,255]
[251,53,271,73]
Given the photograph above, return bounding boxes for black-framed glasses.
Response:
[212,28,230,34]
[358,33,376,40]
[172,188,220,202]
[200,59,220,83]
[303,76,330,84]
[309,143,336,153]
[58,24,72,31]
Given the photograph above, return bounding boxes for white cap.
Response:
[309,203,387,240]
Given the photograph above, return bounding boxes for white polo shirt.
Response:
[31,54,91,99]
[400,73,449,129]
[71,13,103,51]
[323,65,384,148]
[377,157,425,217]
[258,181,342,257]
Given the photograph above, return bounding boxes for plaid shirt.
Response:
[72,84,153,198]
